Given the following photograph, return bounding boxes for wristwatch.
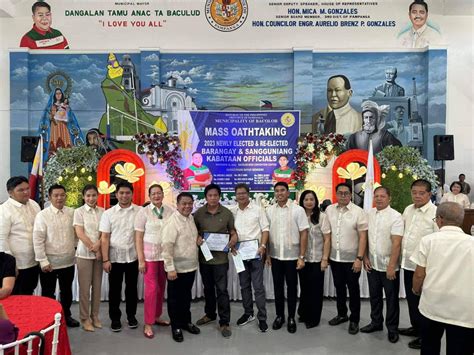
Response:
[298,255,305,260]
[356,256,363,261]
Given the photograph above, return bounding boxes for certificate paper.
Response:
[236,239,259,260]
[200,242,214,261]
[232,252,246,273]
[204,233,230,252]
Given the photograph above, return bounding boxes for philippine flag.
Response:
[29,136,43,202]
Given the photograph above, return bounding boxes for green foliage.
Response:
[44,146,99,208]
[376,146,438,213]
[380,169,416,213]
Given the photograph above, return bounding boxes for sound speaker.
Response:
[433,135,454,161]
[21,136,40,162]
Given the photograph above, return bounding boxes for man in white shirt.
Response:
[161,192,201,343]
[267,182,308,334]
[100,181,141,332]
[399,179,438,350]
[0,176,41,295]
[312,75,362,135]
[399,0,441,48]
[411,202,474,355]
[321,183,368,335]
[231,183,270,333]
[361,187,404,343]
[33,184,79,327]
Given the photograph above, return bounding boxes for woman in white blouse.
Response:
[134,184,174,339]
[297,190,331,329]
[441,181,470,209]
[73,184,104,332]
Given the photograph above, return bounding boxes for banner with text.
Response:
[178,110,300,191]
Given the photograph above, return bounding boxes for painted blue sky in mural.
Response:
[143,52,295,111]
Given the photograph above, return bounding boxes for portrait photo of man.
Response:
[311,75,362,136]
[20,1,69,49]
[399,0,441,48]
[271,155,295,186]
[183,151,213,190]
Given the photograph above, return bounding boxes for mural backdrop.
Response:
[10,48,447,180]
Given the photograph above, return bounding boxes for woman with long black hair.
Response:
[297,190,331,328]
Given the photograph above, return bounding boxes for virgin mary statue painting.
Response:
[38,87,85,164]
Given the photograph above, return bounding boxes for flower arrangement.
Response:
[376,146,438,213]
[44,145,100,207]
[133,133,185,190]
[294,133,346,190]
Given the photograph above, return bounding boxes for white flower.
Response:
[326,141,334,152]
[307,143,315,153]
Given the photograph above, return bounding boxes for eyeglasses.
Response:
[336,191,351,196]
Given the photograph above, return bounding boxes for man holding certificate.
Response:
[267,182,309,334]
[194,184,237,338]
[230,183,270,333]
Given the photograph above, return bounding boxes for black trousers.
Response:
[367,270,400,332]
[13,265,40,295]
[421,314,474,355]
[271,258,298,319]
[39,265,75,318]
[167,271,196,330]
[403,269,421,333]
[330,260,361,323]
[108,260,138,322]
[298,262,324,326]
[199,262,230,326]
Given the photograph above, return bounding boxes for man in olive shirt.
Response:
[194,184,237,338]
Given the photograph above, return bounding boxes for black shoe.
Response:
[305,321,320,329]
[272,316,285,330]
[127,317,138,329]
[258,320,268,333]
[172,328,184,342]
[287,317,296,333]
[328,315,349,326]
[66,316,80,328]
[111,320,122,332]
[237,314,255,326]
[388,332,399,343]
[360,323,383,333]
[184,323,200,335]
[348,322,359,335]
[398,326,418,337]
[408,337,422,349]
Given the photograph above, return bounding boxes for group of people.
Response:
[0,175,473,354]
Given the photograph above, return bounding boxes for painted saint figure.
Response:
[347,101,402,154]
[38,87,85,164]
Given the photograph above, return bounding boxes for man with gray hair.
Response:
[347,101,402,154]
[373,67,405,97]
[411,202,474,354]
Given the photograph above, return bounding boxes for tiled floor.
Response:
[67,298,431,355]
